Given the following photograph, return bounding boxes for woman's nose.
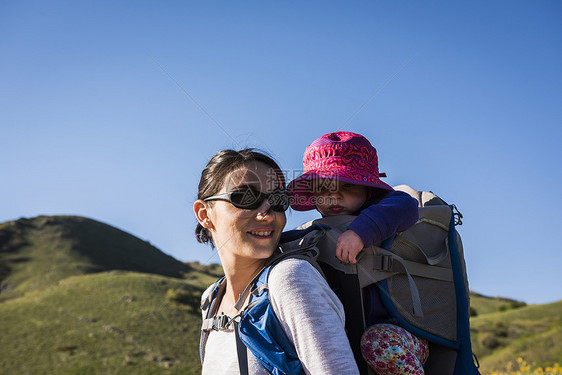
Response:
[255,200,275,221]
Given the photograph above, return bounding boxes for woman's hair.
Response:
[195,148,286,247]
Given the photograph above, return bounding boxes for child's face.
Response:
[312,179,369,216]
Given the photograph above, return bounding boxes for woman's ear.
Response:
[193,200,214,230]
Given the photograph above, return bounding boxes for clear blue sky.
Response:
[1,1,561,304]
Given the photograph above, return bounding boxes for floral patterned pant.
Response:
[361,323,429,375]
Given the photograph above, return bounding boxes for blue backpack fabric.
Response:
[237,264,305,375]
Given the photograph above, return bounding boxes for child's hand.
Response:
[336,230,364,264]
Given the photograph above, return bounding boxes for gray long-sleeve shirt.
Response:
[201,258,359,374]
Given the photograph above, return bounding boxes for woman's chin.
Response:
[246,235,278,256]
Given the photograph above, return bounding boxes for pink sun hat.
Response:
[288,131,393,211]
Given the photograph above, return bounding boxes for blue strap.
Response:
[447,213,480,374]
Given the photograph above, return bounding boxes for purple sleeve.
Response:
[347,191,419,248]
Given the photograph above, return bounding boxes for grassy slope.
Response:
[469,291,526,316]
[0,216,193,301]
[0,215,221,374]
[0,271,212,375]
[470,300,562,373]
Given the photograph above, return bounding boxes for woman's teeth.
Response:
[250,231,272,237]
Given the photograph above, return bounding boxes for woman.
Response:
[193,149,359,374]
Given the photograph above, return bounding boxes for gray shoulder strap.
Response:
[234,321,249,375]
[200,278,226,364]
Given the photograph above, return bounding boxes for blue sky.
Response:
[1,1,561,304]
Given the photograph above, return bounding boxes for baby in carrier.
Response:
[288,131,429,374]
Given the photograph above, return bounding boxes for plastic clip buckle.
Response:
[451,204,463,226]
[379,255,393,271]
[213,314,230,330]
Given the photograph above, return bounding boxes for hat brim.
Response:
[287,170,393,211]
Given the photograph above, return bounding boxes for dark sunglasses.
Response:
[204,186,289,212]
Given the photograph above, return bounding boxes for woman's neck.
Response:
[220,257,269,313]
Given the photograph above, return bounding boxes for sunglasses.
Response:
[204,186,289,212]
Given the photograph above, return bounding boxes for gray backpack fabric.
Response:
[297,185,479,375]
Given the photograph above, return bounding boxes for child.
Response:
[288,131,429,375]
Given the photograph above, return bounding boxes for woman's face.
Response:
[206,161,287,263]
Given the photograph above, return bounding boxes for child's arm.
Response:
[335,191,418,264]
[336,229,365,264]
[347,190,419,248]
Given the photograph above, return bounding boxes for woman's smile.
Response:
[248,229,274,238]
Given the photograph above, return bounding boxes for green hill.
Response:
[470,291,528,316]
[1,215,560,374]
[0,215,195,301]
[468,292,562,373]
[0,271,204,374]
[0,215,221,374]
[470,299,562,374]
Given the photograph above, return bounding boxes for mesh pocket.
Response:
[386,275,458,341]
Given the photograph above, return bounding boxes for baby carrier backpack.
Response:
[298,184,480,375]
[199,185,480,375]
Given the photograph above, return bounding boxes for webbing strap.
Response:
[392,235,448,266]
[234,321,249,375]
[394,259,424,317]
[371,254,424,317]
[251,283,269,297]
[343,274,368,375]
[319,262,369,375]
[234,275,261,311]
[417,217,449,231]
[372,255,454,282]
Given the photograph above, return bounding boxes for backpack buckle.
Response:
[375,255,394,271]
[201,314,230,332]
[213,314,230,330]
[451,204,463,226]
[202,313,240,332]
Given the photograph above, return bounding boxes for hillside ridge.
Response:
[0,215,192,301]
